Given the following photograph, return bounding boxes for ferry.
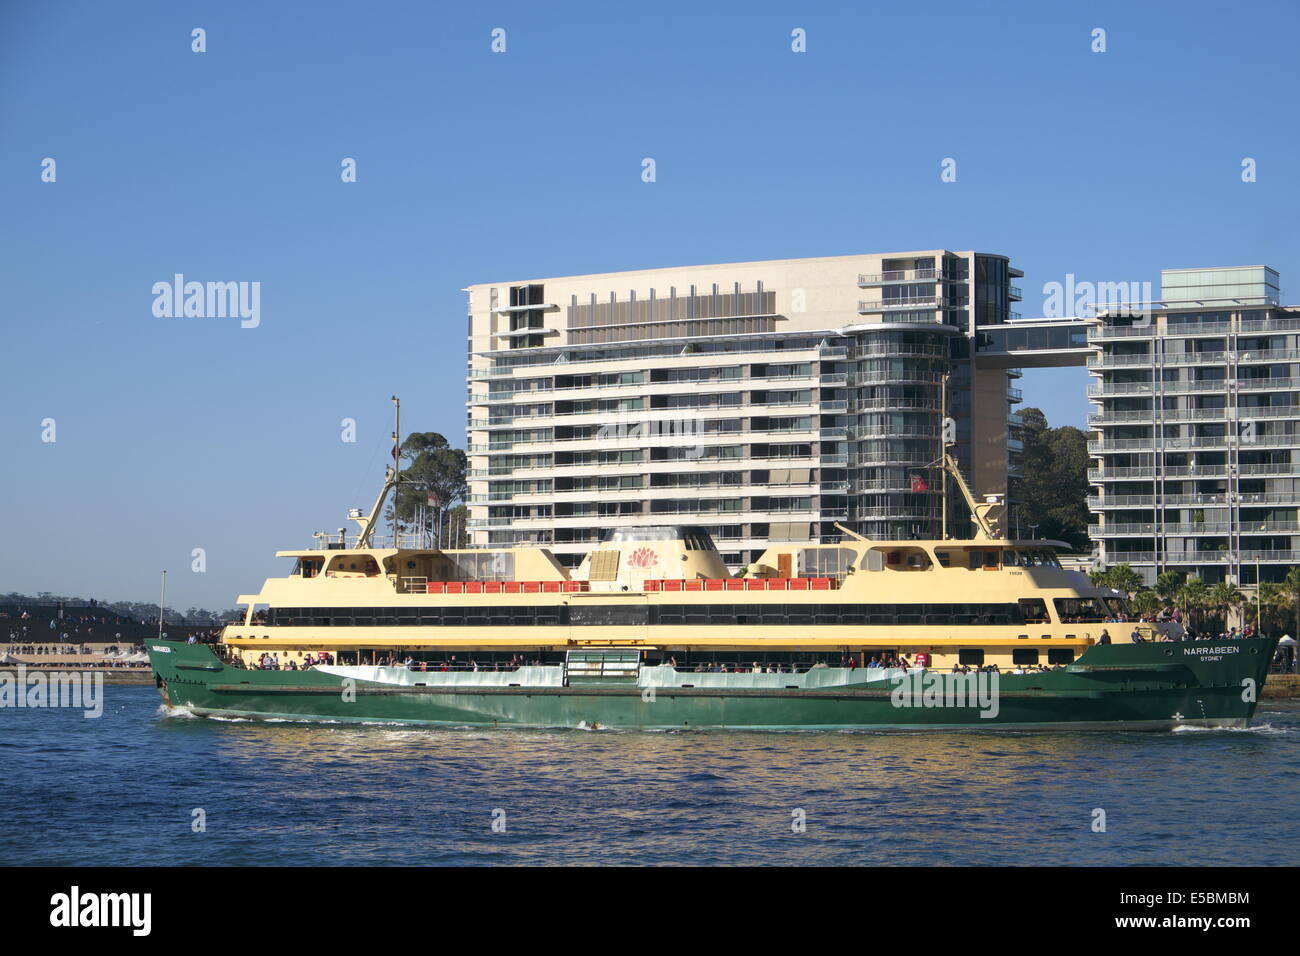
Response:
[148,454,1277,731]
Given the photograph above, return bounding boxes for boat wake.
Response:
[1173,722,1289,735]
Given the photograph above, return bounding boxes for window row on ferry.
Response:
[252,598,1115,629]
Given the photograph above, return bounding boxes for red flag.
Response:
[911,473,929,492]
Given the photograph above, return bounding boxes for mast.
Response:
[391,395,400,548]
[353,397,403,549]
[931,452,1001,540]
[940,372,949,539]
[157,570,167,641]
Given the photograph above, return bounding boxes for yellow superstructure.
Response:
[221,524,1135,673]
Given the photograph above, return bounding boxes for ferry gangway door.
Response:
[564,649,642,686]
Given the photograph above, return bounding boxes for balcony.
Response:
[1102,551,1157,564]
[857,269,941,286]
[847,370,944,386]
[1165,322,1233,337]
[1090,523,1158,537]
[1240,316,1300,333]
[1088,353,1155,368]
[1089,408,1158,424]
[847,426,939,441]
[1162,351,1227,366]
[1088,437,1228,452]
[1089,466,1157,480]
[857,297,944,313]
[1240,377,1300,391]
[1089,379,1241,396]
[1089,325,1156,340]
[1092,522,1300,539]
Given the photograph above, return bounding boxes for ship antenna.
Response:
[354,397,403,550]
[940,372,949,539]
[157,569,167,641]
[391,395,401,547]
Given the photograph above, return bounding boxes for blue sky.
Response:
[2,0,1298,609]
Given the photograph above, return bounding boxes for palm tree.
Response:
[1280,568,1300,637]
[1155,570,1182,608]
[1131,589,1161,619]
[1249,581,1285,633]
[1179,575,1208,633]
[1207,581,1245,632]
[1106,563,1143,598]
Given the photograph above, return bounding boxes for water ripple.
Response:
[0,687,1297,865]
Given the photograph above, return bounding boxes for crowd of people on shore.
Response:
[2,606,132,645]
[5,643,134,656]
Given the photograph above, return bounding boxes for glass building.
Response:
[1088,266,1299,585]
[465,251,1024,571]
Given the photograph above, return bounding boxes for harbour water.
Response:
[2,685,1297,866]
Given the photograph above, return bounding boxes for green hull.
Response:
[147,638,1277,731]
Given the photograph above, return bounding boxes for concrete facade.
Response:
[465,251,1024,570]
[1087,266,1300,586]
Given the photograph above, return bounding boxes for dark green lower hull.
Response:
[147,638,1277,731]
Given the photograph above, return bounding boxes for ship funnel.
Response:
[573,526,731,590]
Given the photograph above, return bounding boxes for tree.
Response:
[1179,575,1208,631]
[1016,407,1090,551]
[1155,570,1182,607]
[1280,568,1300,637]
[1206,581,1245,631]
[1254,581,1286,633]
[1097,564,1138,595]
[1131,589,1161,618]
[388,432,467,544]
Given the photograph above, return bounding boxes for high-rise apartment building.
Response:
[1088,265,1299,586]
[465,251,1024,571]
